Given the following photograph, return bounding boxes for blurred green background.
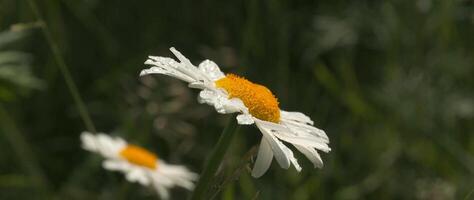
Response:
[1,0,473,199]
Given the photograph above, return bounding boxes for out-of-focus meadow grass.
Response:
[1,0,473,199]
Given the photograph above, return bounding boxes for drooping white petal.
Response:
[254,117,329,169]
[153,183,170,200]
[281,119,329,143]
[255,119,304,172]
[152,171,175,186]
[198,59,225,81]
[124,168,151,185]
[251,138,274,178]
[253,118,292,132]
[293,145,324,168]
[283,145,302,172]
[272,131,331,153]
[255,121,290,169]
[281,110,314,125]
[280,111,329,142]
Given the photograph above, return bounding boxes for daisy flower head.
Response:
[80,132,198,199]
[140,48,331,178]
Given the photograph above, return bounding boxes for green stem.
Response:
[209,146,258,200]
[190,116,240,200]
[26,0,96,133]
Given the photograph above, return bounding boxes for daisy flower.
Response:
[140,47,331,178]
[80,131,198,199]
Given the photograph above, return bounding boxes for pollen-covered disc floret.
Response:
[215,74,280,123]
[80,132,198,200]
[120,145,158,169]
[140,47,331,178]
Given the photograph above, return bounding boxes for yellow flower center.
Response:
[119,145,158,169]
[215,74,280,123]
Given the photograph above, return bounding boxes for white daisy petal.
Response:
[198,89,247,114]
[142,48,214,86]
[198,90,228,113]
[152,171,175,187]
[252,119,329,151]
[125,168,150,185]
[251,138,274,178]
[169,47,193,68]
[293,145,324,168]
[188,81,208,89]
[80,131,99,152]
[97,134,126,158]
[253,118,291,132]
[272,131,331,153]
[255,122,290,169]
[142,58,196,83]
[157,161,198,190]
[223,98,248,114]
[284,146,302,172]
[255,119,306,172]
[236,114,255,125]
[197,89,216,104]
[154,184,170,200]
[281,110,314,125]
[169,47,211,83]
[80,132,125,159]
[281,120,329,142]
[198,59,225,81]
[102,160,129,171]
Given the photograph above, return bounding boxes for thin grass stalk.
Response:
[26,0,96,133]
[190,116,240,200]
[209,146,258,200]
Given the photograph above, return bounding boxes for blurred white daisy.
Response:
[140,48,331,178]
[80,131,198,199]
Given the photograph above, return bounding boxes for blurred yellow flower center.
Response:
[120,145,158,169]
[215,74,280,123]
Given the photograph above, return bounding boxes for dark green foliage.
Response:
[0,0,472,199]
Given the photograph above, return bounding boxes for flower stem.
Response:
[26,0,96,133]
[190,116,240,200]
